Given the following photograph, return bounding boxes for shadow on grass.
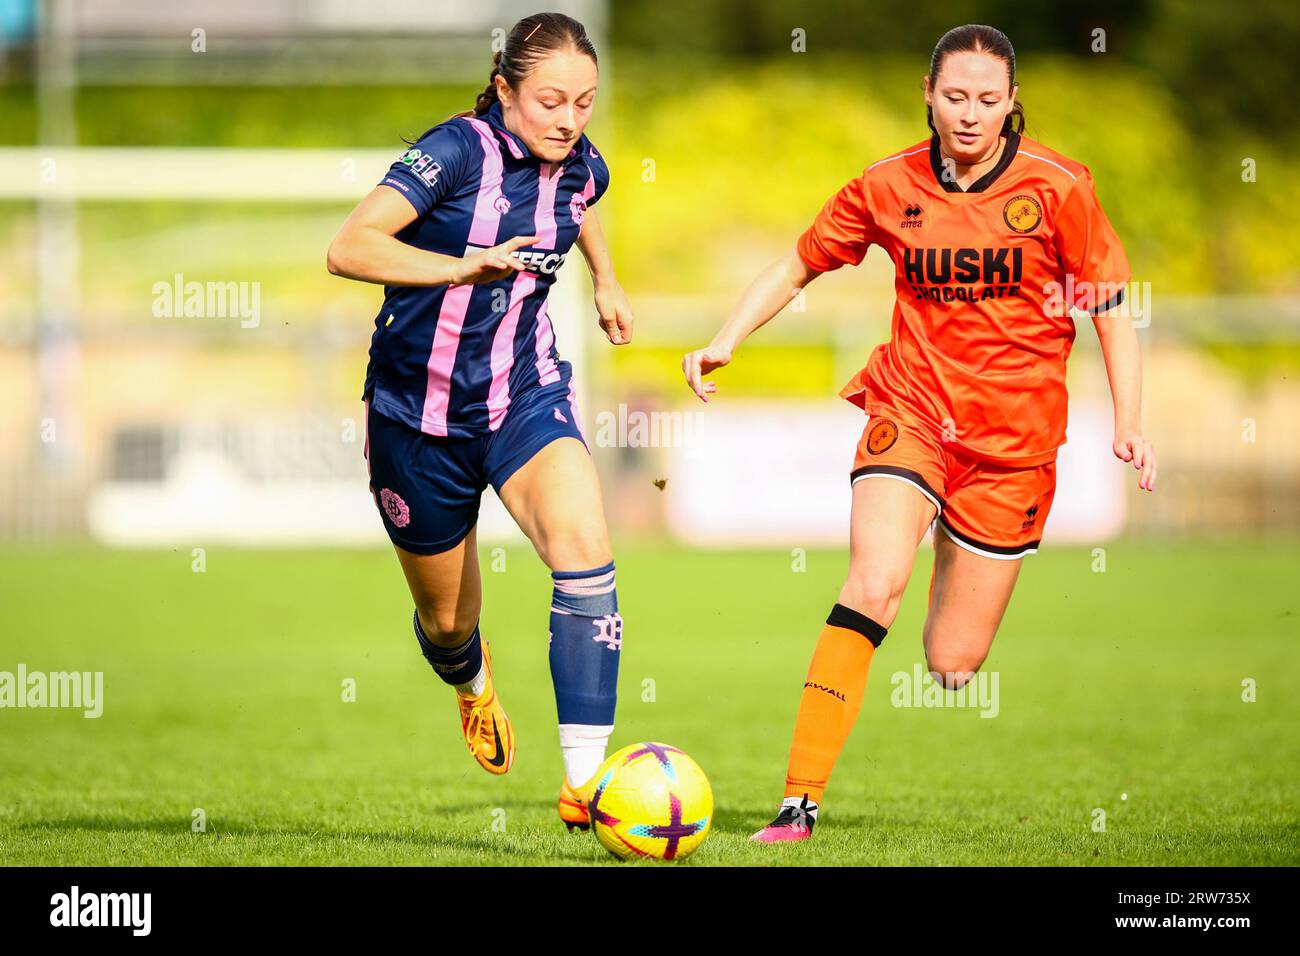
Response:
[709,804,883,832]
[13,814,604,864]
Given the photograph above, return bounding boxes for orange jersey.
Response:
[797,131,1130,465]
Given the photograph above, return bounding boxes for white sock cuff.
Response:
[782,794,820,820]
[557,723,614,748]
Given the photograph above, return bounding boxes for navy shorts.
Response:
[364,376,588,554]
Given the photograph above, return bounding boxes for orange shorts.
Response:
[850,406,1057,560]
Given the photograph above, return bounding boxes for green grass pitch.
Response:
[1,541,1296,866]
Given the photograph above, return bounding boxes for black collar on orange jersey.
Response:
[928,129,1021,193]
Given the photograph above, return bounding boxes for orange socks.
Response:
[783,604,887,805]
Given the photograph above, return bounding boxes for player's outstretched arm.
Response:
[1094,304,1157,491]
[681,248,819,402]
[327,186,535,287]
[576,209,634,345]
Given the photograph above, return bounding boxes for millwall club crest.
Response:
[1003,195,1042,234]
[569,193,588,225]
[866,418,899,455]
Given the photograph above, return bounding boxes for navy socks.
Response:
[548,561,621,726]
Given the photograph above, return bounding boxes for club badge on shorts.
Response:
[867,419,899,455]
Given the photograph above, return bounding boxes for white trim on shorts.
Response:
[937,518,1038,561]
[851,470,943,514]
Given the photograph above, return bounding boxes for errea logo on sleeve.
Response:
[400,148,442,188]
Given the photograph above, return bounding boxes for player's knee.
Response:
[415,603,477,646]
[838,572,907,626]
[534,519,611,572]
[925,651,983,690]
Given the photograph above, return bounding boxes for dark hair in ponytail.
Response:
[474,12,598,117]
[925,24,1025,136]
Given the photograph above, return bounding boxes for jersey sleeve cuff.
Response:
[1087,285,1125,315]
[377,172,433,218]
[1080,274,1132,315]
[796,228,837,274]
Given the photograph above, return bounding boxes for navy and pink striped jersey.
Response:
[363,100,610,437]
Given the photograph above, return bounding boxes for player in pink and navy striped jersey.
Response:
[362,74,609,436]
[327,13,631,831]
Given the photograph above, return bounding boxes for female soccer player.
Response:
[682,24,1156,842]
[327,13,633,832]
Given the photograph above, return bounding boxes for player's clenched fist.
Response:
[681,344,730,403]
[452,234,539,285]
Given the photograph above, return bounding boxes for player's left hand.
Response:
[594,279,634,345]
[1113,432,1157,491]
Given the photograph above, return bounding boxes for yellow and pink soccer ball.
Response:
[587,742,713,861]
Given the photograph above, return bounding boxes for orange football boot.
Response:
[558,776,595,832]
[456,642,514,775]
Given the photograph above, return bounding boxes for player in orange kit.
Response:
[682,24,1157,842]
